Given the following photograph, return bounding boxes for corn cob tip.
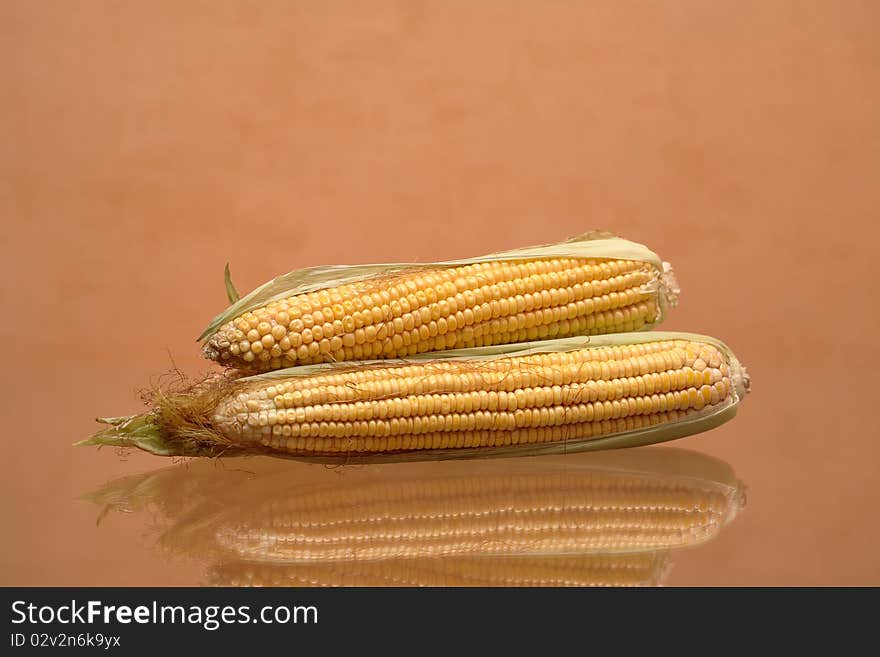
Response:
[727,357,751,401]
[661,261,679,309]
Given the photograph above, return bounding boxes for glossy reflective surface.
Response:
[2,2,878,586]
[86,449,745,586]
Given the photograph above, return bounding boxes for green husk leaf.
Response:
[224,263,240,304]
[197,232,670,342]
[75,415,177,456]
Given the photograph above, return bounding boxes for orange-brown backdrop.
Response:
[1,0,878,585]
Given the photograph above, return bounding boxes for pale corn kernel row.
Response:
[211,339,734,455]
[204,257,660,371]
[207,554,670,587]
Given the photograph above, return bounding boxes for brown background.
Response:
[1,1,878,585]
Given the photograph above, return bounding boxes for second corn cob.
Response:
[83,332,749,461]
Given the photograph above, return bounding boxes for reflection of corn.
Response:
[205,258,661,371]
[88,448,745,587]
[215,338,739,456]
[205,469,741,563]
[207,553,671,587]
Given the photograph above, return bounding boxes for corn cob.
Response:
[200,233,678,371]
[83,332,749,460]
[206,554,672,587]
